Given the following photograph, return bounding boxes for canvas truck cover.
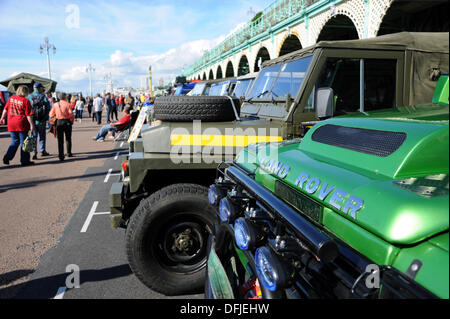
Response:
[0,72,57,94]
[262,32,449,106]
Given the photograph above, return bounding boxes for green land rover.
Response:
[205,75,449,299]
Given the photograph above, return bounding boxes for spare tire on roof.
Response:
[154,96,240,122]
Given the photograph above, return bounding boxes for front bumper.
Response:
[109,180,125,228]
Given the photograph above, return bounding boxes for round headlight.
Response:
[234,218,251,250]
[255,246,287,292]
[208,185,219,206]
[219,197,235,223]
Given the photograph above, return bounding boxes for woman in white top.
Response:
[75,98,85,122]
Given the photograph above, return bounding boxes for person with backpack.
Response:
[27,82,51,159]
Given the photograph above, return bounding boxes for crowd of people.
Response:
[0,82,151,166]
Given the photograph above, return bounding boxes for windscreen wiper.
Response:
[247,90,269,103]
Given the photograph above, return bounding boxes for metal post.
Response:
[148,66,153,97]
[39,37,56,80]
[86,64,95,97]
[360,59,364,113]
[46,47,51,79]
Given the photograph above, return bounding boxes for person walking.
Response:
[27,82,51,159]
[75,97,85,122]
[46,92,54,130]
[70,95,77,117]
[115,95,118,112]
[105,93,112,123]
[86,96,93,119]
[110,93,118,121]
[93,93,104,125]
[124,92,134,110]
[49,92,74,161]
[92,106,131,142]
[118,94,124,112]
[0,85,35,166]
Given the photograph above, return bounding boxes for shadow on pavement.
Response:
[0,264,133,299]
[0,269,35,287]
[0,170,120,193]
[0,147,127,173]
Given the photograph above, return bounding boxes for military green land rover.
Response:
[109,32,449,295]
[205,75,449,299]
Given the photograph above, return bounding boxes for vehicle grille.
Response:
[311,124,406,157]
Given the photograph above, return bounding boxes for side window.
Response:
[364,59,396,111]
[304,57,397,113]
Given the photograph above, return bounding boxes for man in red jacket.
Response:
[92,106,131,141]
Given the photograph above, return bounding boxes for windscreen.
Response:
[233,79,254,98]
[189,82,206,96]
[247,55,312,100]
[247,64,281,99]
[209,81,228,96]
[173,86,183,96]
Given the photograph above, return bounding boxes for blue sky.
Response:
[0,0,274,95]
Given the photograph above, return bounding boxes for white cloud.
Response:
[55,34,225,93]
[60,66,89,82]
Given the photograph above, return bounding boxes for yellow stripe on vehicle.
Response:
[170,134,283,147]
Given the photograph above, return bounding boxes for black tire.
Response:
[126,183,216,295]
[154,96,240,122]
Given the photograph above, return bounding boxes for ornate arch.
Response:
[368,0,394,37]
[277,30,303,57]
[253,46,272,72]
[310,1,365,43]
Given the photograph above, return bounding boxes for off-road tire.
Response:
[154,96,240,122]
[126,183,216,295]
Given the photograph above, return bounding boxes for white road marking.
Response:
[103,169,120,183]
[54,287,67,299]
[81,201,110,233]
[114,152,120,160]
[104,169,113,183]
[120,142,124,147]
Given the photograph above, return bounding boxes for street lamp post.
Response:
[86,64,95,97]
[148,66,153,97]
[39,37,56,80]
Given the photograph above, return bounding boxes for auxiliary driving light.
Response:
[234,217,260,250]
[208,184,226,206]
[219,197,237,223]
[255,246,288,292]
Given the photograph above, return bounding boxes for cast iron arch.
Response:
[317,14,359,42]
[279,34,302,57]
[225,61,234,77]
[237,55,250,76]
[254,47,271,72]
[216,65,223,79]
[377,0,449,35]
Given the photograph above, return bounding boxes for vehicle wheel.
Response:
[126,183,216,295]
[154,96,240,122]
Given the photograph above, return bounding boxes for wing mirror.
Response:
[315,87,334,119]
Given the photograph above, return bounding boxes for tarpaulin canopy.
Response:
[0,72,57,94]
